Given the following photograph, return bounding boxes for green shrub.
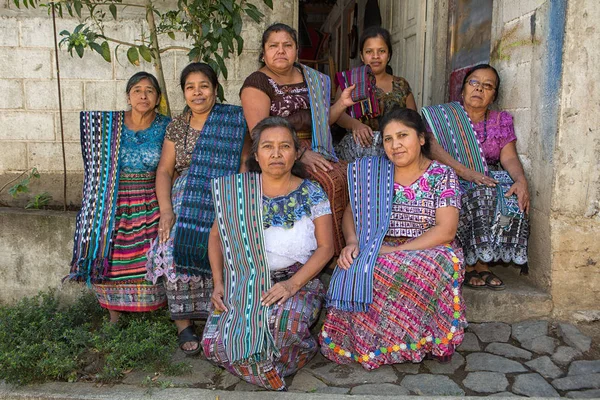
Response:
[0,290,182,385]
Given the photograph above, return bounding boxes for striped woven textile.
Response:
[211,173,277,364]
[173,104,247,277]
[326,156,395,312]
[300,64,338,162]
[70,111,123,283]
[335,65,380,120]
[421,102,488,190]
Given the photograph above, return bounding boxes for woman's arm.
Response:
[428,133,497,187]
[261,213,334,306]
[405,93,417,111]
[208,220,228,312]
[329,85,356,125]
[337,205,360,270]
[499,141,530,213]
[156,139,177,243]
[379,206,459,254]
[240,87,272,132]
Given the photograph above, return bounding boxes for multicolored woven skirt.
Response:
[92,172,166,312]
[320,239,466,369]
[300,139,348,256]
[145,170,212,320]
[202,264,324,391]
[458,185,529,267]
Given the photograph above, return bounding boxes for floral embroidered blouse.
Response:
[366,75,412,131]
[387,161,461,238]
[472,110,517,165]
[262,179,331,270]
[120,113,170,173]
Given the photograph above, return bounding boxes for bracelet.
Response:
[299,147,308,159]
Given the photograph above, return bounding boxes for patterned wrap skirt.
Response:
[92,172,166,312]
[458,185,529,266]
[202,264,325,391]
[320,239,466,369]
[335,130,385,163]
[299,137,348,256]
[145,170,213,320]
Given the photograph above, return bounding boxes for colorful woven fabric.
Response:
[300,64,338,162]
[327,156,395,312]
[203,263,324,391]
[211,173,276,365]
[321,240,466,369]
[173,104,247,277]
[422,102,489,191]
[70,111,124,283]
[335,65,380,120]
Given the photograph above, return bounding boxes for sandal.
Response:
[478,270,506,291]
[177,325,202,356]
[463,270,486,290]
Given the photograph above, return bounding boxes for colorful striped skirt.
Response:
[202,264,324,391]
[300,138,348,256]
[92,172,166,312]
[320,239,466,369]
[458,185,529,266]
[145,170,213,320]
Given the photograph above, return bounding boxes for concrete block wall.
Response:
[0,0,298,207]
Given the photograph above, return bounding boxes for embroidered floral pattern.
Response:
[263,180,329,229]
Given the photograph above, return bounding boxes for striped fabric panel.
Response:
[326,156,395,312]
[300,64,338,162]
[211,173,277,364]
[173,103,247,277]
[335,65,380,120]
[70,111,123,283]
[421,102,488,190]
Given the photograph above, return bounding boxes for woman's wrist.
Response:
[298,147,308,160]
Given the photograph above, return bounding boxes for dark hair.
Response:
[125,72,161,108]
[379,107,431,158]
[259,23,299,63]
[179,62,219,92]
[461,63,501,101]
[359,26,393,60]
[246,116,308,178]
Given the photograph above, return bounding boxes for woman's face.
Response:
[183,72,216,115]
[127,78,159,114]
[360,35,390,75]
[462,68,497,110]
[262,30,297,73]
[383,121,425,168]
[255,126,297,177]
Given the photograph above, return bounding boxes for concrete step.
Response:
[464,266,553,323]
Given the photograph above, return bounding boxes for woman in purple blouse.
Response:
[427,64,530,289]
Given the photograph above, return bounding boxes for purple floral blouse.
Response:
[387,161,461,238]
[472,110,517,165]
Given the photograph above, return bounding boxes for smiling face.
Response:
[262,30,297,73]
[360,35,390,75]
[382,121,425,168]
[255,126,297,178]
[127,78,159,114]
[183,72,216,115]
[462,68,497,110]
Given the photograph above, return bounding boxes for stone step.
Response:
[464,266,552,323]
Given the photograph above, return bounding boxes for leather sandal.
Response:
[463,270,486,290]
[479,270,506,291]
[178,325,202,356]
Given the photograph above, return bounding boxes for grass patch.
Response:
[0,290,185,385]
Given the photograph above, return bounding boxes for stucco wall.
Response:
[0,0,297,207]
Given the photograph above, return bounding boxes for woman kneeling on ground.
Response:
[202,116,334,390]
[321,107,466,369]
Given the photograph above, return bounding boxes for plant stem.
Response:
[0,171,28,195]
[159,46,190,53]
[145,0,170,116]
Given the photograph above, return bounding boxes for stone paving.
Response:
[118,319,600,398]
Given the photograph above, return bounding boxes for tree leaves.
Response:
[127,46,140,66]
[109,4,117,19]
[138,45,152,62]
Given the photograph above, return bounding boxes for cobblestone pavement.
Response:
[119,319,600,398]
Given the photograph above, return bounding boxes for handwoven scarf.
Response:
[70,111,123,283]
[335,65,380,120]
[211,173,278,364]
[300,64,338,162]
[326,156,394,312]
[422,102,523,228]
[173,103,247,277]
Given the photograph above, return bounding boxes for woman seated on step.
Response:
[202,116,334,391]
[321,107,466,369]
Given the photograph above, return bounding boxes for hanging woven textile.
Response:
[335,65,381,121]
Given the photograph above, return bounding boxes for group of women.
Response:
[69,22,530,391]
